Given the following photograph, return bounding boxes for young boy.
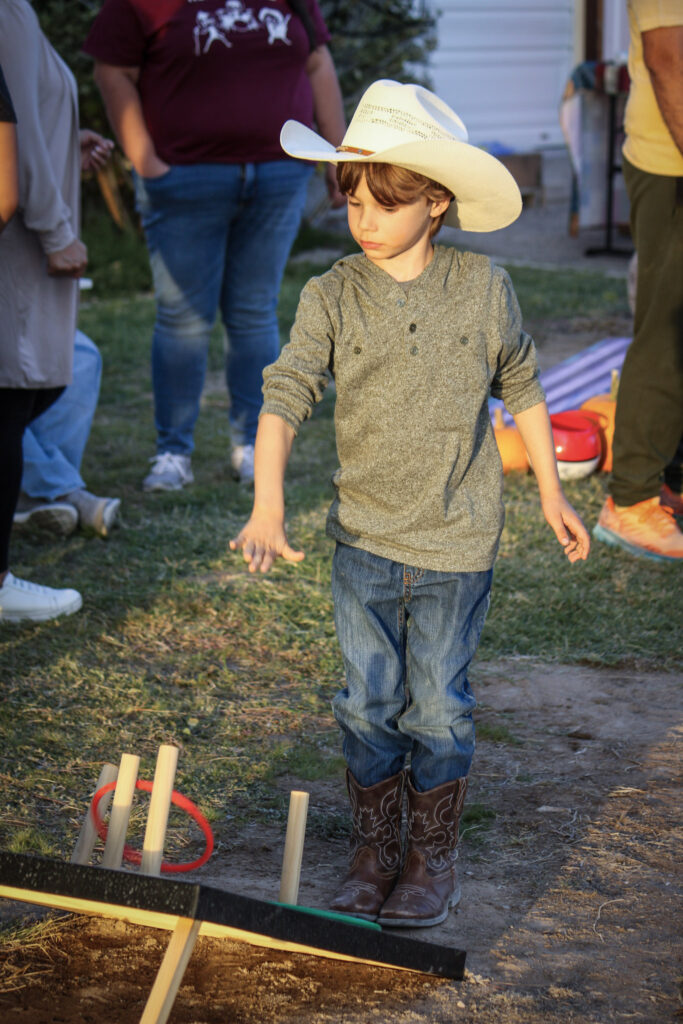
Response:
[230,80,590,928]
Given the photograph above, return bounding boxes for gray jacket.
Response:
[262,245,545,572]
[0,0,79,388]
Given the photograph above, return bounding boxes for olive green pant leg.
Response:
[610,159,683,506]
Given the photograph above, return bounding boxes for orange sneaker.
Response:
[594,496,683,562]
[660,484,683,518]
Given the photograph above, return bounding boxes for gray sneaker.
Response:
[13,496,78,536]
[230,444,255,486]
[143,453,194,492]
[65,489,121,538]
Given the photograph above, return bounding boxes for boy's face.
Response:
[346,174,450,279]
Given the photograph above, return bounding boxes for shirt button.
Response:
[410,345,418,355]
[397,299,405,307]
[409,323,417,333]
[353,345,362,354]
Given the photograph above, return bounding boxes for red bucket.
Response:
[550,411,602,461]
[550,411,602,480]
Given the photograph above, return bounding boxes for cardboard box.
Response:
[497,153,543,205]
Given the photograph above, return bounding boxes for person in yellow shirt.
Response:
[594,0,683,561]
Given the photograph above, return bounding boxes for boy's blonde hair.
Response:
[337,163,454,238]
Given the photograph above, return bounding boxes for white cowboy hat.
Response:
[280,79,522,232]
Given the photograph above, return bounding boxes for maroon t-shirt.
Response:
[83,0,330,164]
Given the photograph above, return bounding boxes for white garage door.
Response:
[427,0,576,151]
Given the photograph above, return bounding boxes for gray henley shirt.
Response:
[261,244,545,572]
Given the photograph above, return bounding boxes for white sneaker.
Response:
[230,444,255,486]
[142,453,194,492]
[0,572,82,623]
[13,496,78,537]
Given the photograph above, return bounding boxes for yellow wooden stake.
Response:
[141,745,179,876]
[71,763,118,865]
[279,790,309,905]
[102,753,140,869]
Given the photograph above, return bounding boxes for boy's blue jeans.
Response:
[134,160,313,455]
[331,542,492,793]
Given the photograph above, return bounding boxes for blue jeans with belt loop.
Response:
[331,542,493,793]
[134,160,313,455]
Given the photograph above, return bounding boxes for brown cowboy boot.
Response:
[378,774,467,927]
[329,769,405,921]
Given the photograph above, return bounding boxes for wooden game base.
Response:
[2,751,466,1023]
[0,851,466,978]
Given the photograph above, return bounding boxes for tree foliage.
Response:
[32,0,107,132]
[320,0,436,112]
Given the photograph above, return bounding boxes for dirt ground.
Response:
[1,658,681,1024]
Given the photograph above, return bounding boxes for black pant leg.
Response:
[0,387,65,573]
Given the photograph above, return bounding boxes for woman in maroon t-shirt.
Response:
[84,0,345,492]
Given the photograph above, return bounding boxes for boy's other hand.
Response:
[229,511,304,574]
[541,492,591,563]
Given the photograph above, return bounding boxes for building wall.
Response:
[601,1,630,60]
[427,0,577,151]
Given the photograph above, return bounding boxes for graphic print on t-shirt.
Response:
[194,10,231,52]
[193,2,292,54]
[259,7,291,44]
[219,1,259,32]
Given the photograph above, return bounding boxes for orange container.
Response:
[493,407,528,473]
[580,399,616,471]
[580,370,619,472]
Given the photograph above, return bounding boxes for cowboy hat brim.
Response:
[280,120,522,233]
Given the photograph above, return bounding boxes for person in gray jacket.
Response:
[231,81,590,928]
[0,0,111,622]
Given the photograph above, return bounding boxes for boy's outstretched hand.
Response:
[541,491,591,562]
[229,511,304,574]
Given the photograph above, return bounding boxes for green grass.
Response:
[459,803,496,844]
[476,719,522,746]
[81,203,152,299]
[506,264,630,320]
[0,251,680,864]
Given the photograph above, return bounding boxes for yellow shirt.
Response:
[623,0,683,176]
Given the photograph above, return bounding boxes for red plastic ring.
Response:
[90,779,214,873]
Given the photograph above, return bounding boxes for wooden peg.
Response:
[71,762,118,865]
[102,753,140,869]
[279,790,309,905]
[141,745,179,876]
